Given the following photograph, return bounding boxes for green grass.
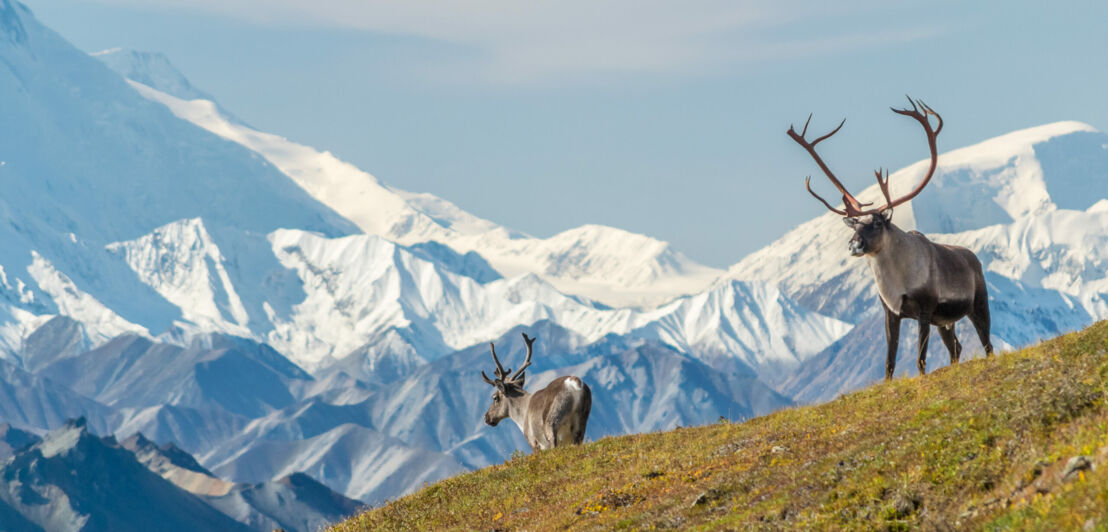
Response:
[330,321,1108,531]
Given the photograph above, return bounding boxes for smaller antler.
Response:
[509,333,537,382]
[788,115,871,217]
[481,342,512,386]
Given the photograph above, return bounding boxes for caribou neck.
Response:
[868,222,910,262]
[864,222,919,315]
[504,390,533,433]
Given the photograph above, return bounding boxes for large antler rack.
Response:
[481,342,511,386]
[509,333,537,382]
[481,333,538,387]
[787,96,943,218]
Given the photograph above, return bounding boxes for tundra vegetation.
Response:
[331,320,1108,531]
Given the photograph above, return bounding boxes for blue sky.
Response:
[24,0,1108,267]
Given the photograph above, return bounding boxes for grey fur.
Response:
[791,98,992,380]
[482,333,592,451]
[847,213,993,379]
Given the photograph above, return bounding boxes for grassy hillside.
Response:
[331,321,1108,531]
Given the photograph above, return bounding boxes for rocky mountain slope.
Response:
[0,419,360,531]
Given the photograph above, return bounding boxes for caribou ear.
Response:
[880,209,893,223]
[494,380,506,393]
[842,217,861,229]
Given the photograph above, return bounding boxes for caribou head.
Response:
[844,213,893,257]
[480,333,535,427]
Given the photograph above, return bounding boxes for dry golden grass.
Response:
[331,320,1108,531]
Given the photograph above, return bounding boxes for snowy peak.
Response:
[630,278,851,377]
[124,78,451,242]
[93,47,214,102]
[843,121,1104,235]
[938,121,1095,166]
[257,227,845,378]
[36,416,94,458]
[0,0,361,352]
[0,7,355,243]
[540,224,699,281]
[107,218,251,336]
[115,72,723,307]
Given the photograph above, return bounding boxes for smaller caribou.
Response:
[481,333,591,451]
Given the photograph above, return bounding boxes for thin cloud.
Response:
[85,0,940,83]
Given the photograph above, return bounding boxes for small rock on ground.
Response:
[1061,455,1093,482]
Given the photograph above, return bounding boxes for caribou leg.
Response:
[916,312,932,376]
[883,305,901,381]
[938,324,961,364]
[574,390,591,444]
[970,291,993,356]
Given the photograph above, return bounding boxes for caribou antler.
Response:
[481,341,512,386]
[508,333,537,382]
[788,96,943,217]
[787,114,869,217]
[481,333,538,387]
[879,96,943,212]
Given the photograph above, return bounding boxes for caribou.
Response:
[787,97,993,380]
[481,333,591,451]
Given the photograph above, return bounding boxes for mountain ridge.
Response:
[120,76,722,309]
[0,418,362,531]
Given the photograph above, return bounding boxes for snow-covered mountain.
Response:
[0,0,356,354]
[109,59,721,309]
[88,215,847,378]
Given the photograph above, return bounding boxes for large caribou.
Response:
[481,333,591,451]
[787,97,993,380]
